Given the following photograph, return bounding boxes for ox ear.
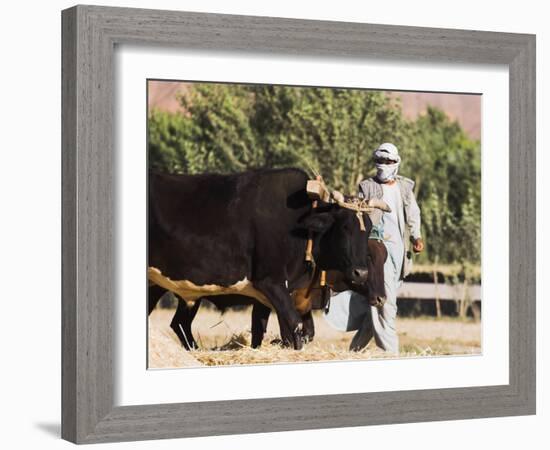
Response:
[298,212,335,233]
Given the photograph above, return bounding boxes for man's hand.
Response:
[412,237,424,253]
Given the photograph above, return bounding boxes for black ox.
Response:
[148,168,385,349]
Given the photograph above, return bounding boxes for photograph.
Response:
[146,80,482,369]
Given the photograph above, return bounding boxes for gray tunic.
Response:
[358,176,422,279]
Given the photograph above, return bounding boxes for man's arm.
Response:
[357,179,384,228]
[406,190,424,252]
[357,180,369,200]
[398,176,423,252]
[407,189,422,240]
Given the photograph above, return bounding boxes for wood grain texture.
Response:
[508,35,536,413]
[62,5,115,442]
[61,4,536,444]
[61,6,77,443]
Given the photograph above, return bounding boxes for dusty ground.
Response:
[148,307,481,369]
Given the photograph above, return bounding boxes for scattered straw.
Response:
[148,308,481,369]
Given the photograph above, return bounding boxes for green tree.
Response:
[148,109,192,173]
[406,107,481,265]
[165,84,409,193]
[253,87,408,193]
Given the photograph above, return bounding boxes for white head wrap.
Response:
[373,142,400,182]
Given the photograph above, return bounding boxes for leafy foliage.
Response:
[148,84,481,266]
[407,108,481,265]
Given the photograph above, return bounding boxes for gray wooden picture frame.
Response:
[61,4,536,444]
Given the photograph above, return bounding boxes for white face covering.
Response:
[375,162,399,182]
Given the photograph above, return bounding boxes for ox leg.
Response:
[301,311,315,343]
[366,240,388,306]
[255,281,304,350]
[276,311,314,345]
[148,285,166,315]
[170,298,201,350]
[251,302,271,348]
[275,312,295,348]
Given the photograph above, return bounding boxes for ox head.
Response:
[298,196,390,299]
[323,240,388,307]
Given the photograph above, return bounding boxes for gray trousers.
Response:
[349,241,403,355]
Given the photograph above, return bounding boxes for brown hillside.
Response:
[148,81,189,114]
[395,91,480,139]
[148,81,480,140]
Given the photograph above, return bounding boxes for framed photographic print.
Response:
[62,5,536,444]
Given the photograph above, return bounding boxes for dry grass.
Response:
[148,307,481,369]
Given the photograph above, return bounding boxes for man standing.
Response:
[324,142,423,355]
